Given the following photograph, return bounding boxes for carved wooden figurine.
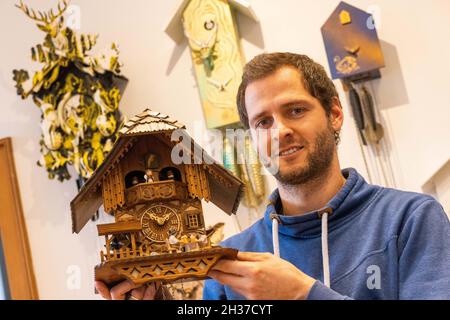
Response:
[70,109,243,289]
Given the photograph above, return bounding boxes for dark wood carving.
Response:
[70,109,243,290]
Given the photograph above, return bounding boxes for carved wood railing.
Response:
[125,180,188,206]
[100,238,210,263]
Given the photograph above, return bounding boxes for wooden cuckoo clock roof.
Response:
[70,108,244,233]
[118,109,186,135]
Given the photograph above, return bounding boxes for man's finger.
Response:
[237,251,272,262]
[212,259,247,275]
[130,286,146,300]
[208,270,247,293]
[212,259,261,277]
[95,281,111,300]
[110,280,139,300]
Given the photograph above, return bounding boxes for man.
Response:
[202,52,450,300]
[96,52,450,300]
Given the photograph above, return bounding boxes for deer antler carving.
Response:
[15,0,69,26]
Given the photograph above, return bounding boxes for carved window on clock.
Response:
[159,166,182,182]
[186,212,200,229]
[125,170,146,188]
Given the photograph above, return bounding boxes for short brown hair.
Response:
[236,52,339,129]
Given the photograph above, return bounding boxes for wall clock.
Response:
[13,0,127,183]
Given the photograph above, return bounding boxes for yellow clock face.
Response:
[140,204,181,243]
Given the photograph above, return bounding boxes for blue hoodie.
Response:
[203,168,450,300]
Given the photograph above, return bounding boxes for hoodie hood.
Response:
[263,168,380,238]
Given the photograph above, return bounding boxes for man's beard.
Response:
[272,122,336,186]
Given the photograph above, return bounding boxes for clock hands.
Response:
[149,212,171,226]
[207,76,232,91]
[344,45,360,56]
[161,213,171,224]
[206,75,235,109]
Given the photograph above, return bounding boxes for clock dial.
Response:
[140,204,181,243]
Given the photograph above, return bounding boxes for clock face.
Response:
[140,204,181,243]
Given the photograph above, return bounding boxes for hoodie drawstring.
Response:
[270,208,332,288]
[270,213,280,257]
[320,210,331,288]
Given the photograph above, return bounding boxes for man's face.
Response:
[245,66,342,185]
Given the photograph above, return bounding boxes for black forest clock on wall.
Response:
[13,0,128,187]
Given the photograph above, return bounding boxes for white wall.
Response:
[0,0,449,299]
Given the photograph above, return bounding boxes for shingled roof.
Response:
[70,108,243,233]
[118,109,185,135]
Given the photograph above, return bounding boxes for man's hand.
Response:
[208,251,316,300]
[95,279,160,300]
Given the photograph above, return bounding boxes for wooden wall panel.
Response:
[0,138,38,299]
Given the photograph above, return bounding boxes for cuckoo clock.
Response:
[321,2,394,188]
[13,0,128,183]
[321,1,385,82]
[70,109,243,288]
